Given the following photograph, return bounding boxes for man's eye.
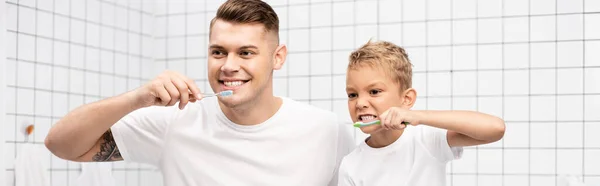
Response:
[240,51,254,56]
[212,50,225,56]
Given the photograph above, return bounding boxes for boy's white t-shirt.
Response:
[337,125,463,186]
[110,96,356,186]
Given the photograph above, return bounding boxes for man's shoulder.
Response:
[282,97,338,118]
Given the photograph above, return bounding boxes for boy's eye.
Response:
[347,93,357,98]
[369,89,381,95]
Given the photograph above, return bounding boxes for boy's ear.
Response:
[402,88,417,108]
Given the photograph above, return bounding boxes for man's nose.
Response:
[221,56,241,73]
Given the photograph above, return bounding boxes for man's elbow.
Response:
[44,133,77,161]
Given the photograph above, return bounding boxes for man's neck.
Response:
[366,129,404,148]
[219,94,283,126]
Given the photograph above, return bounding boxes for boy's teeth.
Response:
[361,115,375,121]
[224,81,244,87]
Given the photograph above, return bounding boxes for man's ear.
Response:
[273,44,287,70]
[402,88,417,108]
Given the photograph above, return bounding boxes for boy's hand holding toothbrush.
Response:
[379,107,422,130]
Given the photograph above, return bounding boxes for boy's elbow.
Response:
[488,117,506,142]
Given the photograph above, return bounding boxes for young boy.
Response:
[338,40,506,186]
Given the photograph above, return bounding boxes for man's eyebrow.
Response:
[239,45,259,50]
[209,44,224,49]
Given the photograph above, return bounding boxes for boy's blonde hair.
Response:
[348,40,413,91]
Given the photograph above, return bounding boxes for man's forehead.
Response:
[209,19,278,46]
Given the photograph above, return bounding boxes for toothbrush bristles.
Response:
[219,90,233,96]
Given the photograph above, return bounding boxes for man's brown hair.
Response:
[210,0,279,42]
[348,40,413,91]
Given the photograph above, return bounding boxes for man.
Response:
[44,0,355,185]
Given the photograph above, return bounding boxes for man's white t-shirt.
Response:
[110,96,356,186]
[337,125,463,186]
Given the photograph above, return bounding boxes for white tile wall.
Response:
[4,0,600,186]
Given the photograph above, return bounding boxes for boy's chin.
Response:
[359,125,384,134]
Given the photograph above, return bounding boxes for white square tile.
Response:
[503,43,529,69]
[403,22,426,47]
[310,76,332,99]
[100,74,115,97]
[585,41,600,67]
[288,53,309,76]
[128,33,141,55]
[128,79,141,91]
[412,73,427,97]
[333,50,351,74]
[452,97,476,111]
[114,54,128,76]
[452,46,476,70]
[585,123,600,147]
[428,97,451,110]
[311,101,333,111]
[557,68,584,94]
[128,57,141,78]
[36,11,53,38]
[477,44,502,69]
[69,94,84,112]
[6,32,17,58]
[378,24,402,46]
[53,67,69,92]
[154,17,166,37]
[531,96,556,121]
[531,122,556,148]
[477,175,502,186]
[86,23,100,47]
[585,0,600,12]
[477,19,502,44]
[504,149,529,174]
[503,0,529,16]
[451,175,476,186]
[403,0,426,21]
[71,0,85,19]
[187,36,206,58]
[477,0,502,17]
[531,69,556,94]
[585,150,600,174]
[332,2,354,26]
[310,28,332,51]
[70,70,85,94]
[427,72,451,96]
[379,0,402,23]
[18,6,36,34]
[54,0,70,15]
[504,96,530,121]
[187,13,206,35]
[167,38,185,58]
[332,75,347,99]
[37,0,53,11]
[6,4,17,31]
[557,0,584,13]
[427,0,451,19]
[504,176,529,186]
[477,97,503,122]
[427,47,451,71]
[35,64,52,90]
[451,0,476,19]
[54,16,70,41]
[101,27,115,51]
[16,88,34,114]
[558,122,584,148]
[477,71,502,95]
[452,71,476,96]
[85,48,100,71]
[17,34,35,62]
[557,149,583,175]
[558,14,584,40]
[289,29,309,52]
[504,70,529,95]
[427,21,451,46]
[355,1,377,24]
[17,61,35,88]
[142,14,154,36]
[452,20,476,44]
[504,122,529,147]
[273,7,288,30]
[114,76,127,94]
[289,5,309,28]
[451,149,476,173]
[53,41,70,67]
[273,78,288,97]
[153,39,167,59]
[478,149,503,174]
[166,60,186,74]
[585,14,600,39]
[558,41,583,67]
[86,0,100,22]
[115,30,128,52]
[585,95,600,120]
[406,48,427,72]
[585,68,600,93]
[129,12,142,33]
[6,87,16,113]
[355,25,378,46]
[168,0,186,14]
[531,43,557,68]
[167,15,186,36]
[70,45,85,69]
[504,17,529,42]
[85,72,100,96]
[142,37,155,58]
[531,0,556,15]
[101,3,115,26]
[310,52,332,75]
[531,15,556,42]
[6,60,17,86]
[36,38,52,64]
[100,51,115,73]
[289,77,310,100]
[530,149,556,174]
[557,95,584,121]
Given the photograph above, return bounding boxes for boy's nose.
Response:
[355,98,369,109]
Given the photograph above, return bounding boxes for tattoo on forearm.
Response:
[92,129,122,161]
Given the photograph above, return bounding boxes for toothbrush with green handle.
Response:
[353,120,410,128]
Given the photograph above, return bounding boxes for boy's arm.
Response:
[415,110,505,147]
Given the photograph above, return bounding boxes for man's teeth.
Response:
[224,81,244,87]
[361,115,375,121]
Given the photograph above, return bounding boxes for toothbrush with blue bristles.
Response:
[198,90,234,98]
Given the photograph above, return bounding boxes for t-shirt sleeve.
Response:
[328,118,357,186]
[418,125,463,162]
[110,105,178,167]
